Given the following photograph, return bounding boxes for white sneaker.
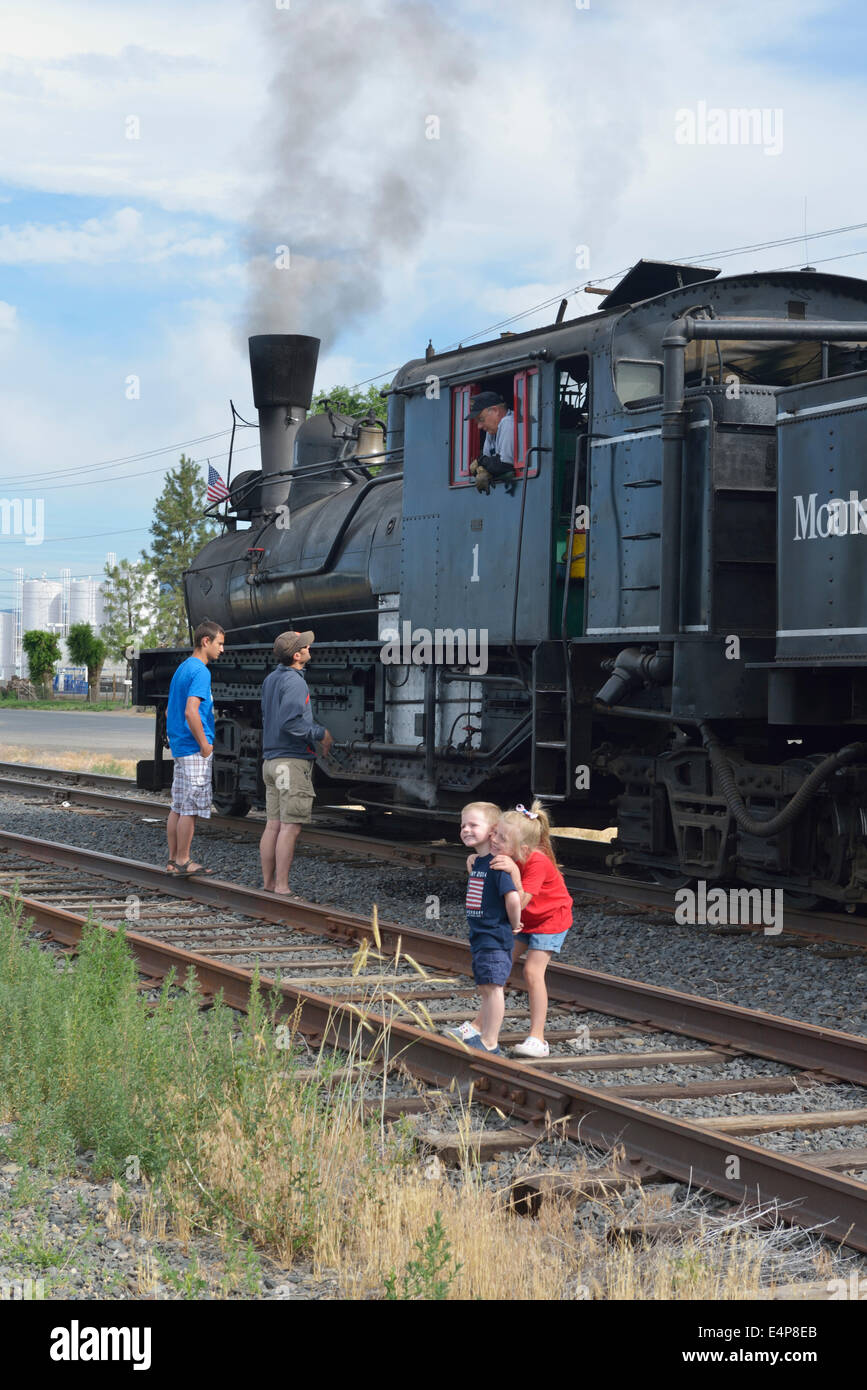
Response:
[512,1036,550,1058]
[444,1021,480,1042]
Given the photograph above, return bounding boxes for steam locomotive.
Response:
[134,257,867,906]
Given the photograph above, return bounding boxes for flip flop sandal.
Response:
[166,859,178,873]
[174,862,214,877]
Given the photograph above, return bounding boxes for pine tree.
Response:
[143,455,217,647]
[101,559,159,662]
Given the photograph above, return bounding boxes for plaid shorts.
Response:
[170,753,213,818]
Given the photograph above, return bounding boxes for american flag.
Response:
[466,871,485,914]
[207,463,229,503]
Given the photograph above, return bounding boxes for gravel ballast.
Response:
[2,793,866,1036]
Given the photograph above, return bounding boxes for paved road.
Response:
[0,710,155,760]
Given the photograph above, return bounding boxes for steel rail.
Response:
[1,831,866,1086]
[5,883,866,1252]
[0,761,136,791]
[0,770,864,947]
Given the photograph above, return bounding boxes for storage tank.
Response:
[22,578,62,634]
[0,611,15,680]
[69,578,99,629]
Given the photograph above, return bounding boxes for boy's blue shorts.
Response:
[471,947,513,986]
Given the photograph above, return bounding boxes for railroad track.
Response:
[1,829,866,1251]
[1,762,865,949]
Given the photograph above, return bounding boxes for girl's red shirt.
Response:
[518,850,573,934]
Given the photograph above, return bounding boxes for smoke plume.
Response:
[243,0,475,350]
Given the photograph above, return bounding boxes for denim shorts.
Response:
[471,948,513,986]
[515,930,569,955]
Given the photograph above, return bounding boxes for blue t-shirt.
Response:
[166,656,214,757]
[466,853,517,952]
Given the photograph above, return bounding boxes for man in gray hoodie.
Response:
[259,630,333,896]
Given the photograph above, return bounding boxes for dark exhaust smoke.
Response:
[243,0,474,349]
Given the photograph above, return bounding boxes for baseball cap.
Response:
[467,391,506,419]
[273,630,314,661]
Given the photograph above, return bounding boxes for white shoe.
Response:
[512,1036,550,1058]
[444,1021,480,1042]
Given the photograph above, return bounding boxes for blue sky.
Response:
[1,0,867,602]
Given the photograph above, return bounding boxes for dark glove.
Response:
[469,459,493,494]
[482,451,514,480]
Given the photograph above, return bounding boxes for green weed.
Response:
[384,1211,462,1300]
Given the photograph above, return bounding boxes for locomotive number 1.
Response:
[470,543,480,583]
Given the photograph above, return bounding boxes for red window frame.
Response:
[512,368,540,476]
[450,384,481,485]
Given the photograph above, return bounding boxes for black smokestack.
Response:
[248,333,320,512]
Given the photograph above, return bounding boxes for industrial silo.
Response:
[22,578,62,635]
[0,611,15,681]
[69,578,99,629]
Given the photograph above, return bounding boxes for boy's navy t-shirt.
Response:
[465,853,517,952]
[166,656,214,756]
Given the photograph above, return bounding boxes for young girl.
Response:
[490,800,573,1058]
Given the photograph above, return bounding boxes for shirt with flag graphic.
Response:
[207,464,229,503]
[465,853,518,952]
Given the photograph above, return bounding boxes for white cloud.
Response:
[0,208,227,266]
[1,0,867,594]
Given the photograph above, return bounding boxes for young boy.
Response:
[445,801,521,1055]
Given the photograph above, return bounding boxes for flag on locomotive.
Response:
[207,464,229,503]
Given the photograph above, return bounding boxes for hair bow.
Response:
[516,804,539,819]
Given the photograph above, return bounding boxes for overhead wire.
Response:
[2,217,866,506]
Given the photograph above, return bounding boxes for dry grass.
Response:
[1,893,835,1301]
[162,1065,821,1300]
[0,743,137,778]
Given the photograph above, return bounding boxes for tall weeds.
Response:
[0,899,824,1299]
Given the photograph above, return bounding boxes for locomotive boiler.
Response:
[134,258,867,906]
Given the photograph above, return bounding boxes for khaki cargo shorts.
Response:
[263,757,315,824]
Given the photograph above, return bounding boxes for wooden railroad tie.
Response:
[523,1048,736,1072]
[691,1107,867,1135]
[510,1159,663,1216]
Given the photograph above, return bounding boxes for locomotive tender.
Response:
[134,258,867,905]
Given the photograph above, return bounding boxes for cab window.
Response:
[450,369,540,486]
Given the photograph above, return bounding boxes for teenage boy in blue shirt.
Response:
[165,620,225,876]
